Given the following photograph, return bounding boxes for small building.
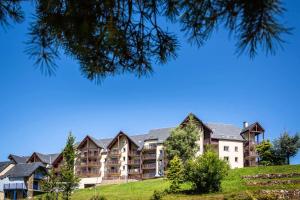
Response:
[0,162,47,200]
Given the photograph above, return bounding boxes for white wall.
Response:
[78,177,102,189]
[156,144,164,176]
[218,140,244,168]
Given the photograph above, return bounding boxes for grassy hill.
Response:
[71,165,300,200]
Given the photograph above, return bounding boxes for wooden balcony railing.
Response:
[142,154,156,160]
[128,151,140,157]
[107,169,121,175]
[142,163,156,169]
[76,172,101,178]
[143,145,157,151]
[78,161,101,167]
[128,169,141,174]
[109,149,120,156]
[142,173,156,179]
[107,160,120,165]
[128,160,140,165]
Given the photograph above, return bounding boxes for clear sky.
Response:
[0,2,299,164]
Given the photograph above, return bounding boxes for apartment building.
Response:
[49,113,264,188]
[0,113,265,190]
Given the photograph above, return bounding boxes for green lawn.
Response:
[71,165,300,200]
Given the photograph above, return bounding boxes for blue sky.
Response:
[0,2,299,164]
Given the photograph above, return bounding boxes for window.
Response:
[160,150,163,154]
[123,157,126,161]
[235,157,238,162]
[123,166,125,170]
[235,146,238,152]
[123,148,126,152]
[224,146,229,151]
[224,156,229,161]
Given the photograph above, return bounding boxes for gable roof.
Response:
[27,152,60,165]
[207,123,244,141]
[106,131,140,149]
[241,122,265,134]
[0,161,12,173]
[1,162,46,178]
[77,135,102,149]
[8,154,29,164]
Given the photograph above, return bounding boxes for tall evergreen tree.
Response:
[41,169,60,200]
[0,1,291,82]
[273,132,300,165]
[60,133,79,200]
[167,155,184,192]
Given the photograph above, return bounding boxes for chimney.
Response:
[243,121,248,128]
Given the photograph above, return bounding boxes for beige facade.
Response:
[49,114,265,188]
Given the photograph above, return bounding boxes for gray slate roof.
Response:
[80,123,245,150]
[206,123,244,141]
[9,155,29,164]
[2,162,45,178]
[0,161,11,173]
[35,153,60,164]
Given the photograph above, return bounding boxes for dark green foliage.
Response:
[41,169,60,200]
[166,155,184,192]
[150,190,166,200]
[273,132,300,165]
[165,115,199,162]
[0,0,289,82]
[0,0,24,28]
[60,133,80,200]
[89,195,107,200]
[256,140,276,166]
[185,149,229,194]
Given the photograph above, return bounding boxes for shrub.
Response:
[167,155,185,192]
[150,190,166,200]
[89,195,107,200]
[186,149,229,193]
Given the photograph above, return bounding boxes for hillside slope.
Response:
[71,165,300,200]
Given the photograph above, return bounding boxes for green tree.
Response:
[41,169,60,200]
[60,133,79,200]
[164,115,199,162]
[273,132,300,165]
[1,1,291,82]
[256,140,275,166]
[186,149,229,194]
[167,155,185,192]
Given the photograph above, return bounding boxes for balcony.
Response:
[245,151,258,159]
[128,151,140,157]
[3,183,26,190]
[143,145,157,151]
[142,163,156,169]
[107,169,121,175]
[109,149,120,157]
[128,160,140,165]
[107,160,120,166]
[142,173,156,179]
[128,169,141,174]
[79,161,101,167]
[142,154,156,160]
[76,171,101,178]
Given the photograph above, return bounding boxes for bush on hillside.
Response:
[167,155,185,192]
[89,195,107,200]
[150,190,166,200]
[186,149,229,194]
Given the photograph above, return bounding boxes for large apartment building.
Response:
[51,113,265,188]
[0,113,265,191]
